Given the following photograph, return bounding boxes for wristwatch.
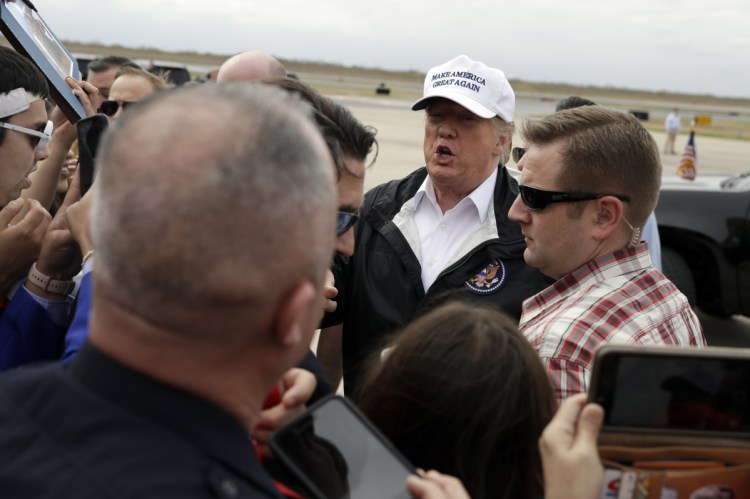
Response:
[27,263,75,296]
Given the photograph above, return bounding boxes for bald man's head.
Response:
[92,83,336,339]
[216,51,287,83]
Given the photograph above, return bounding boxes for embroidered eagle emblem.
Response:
[465,259,507,295]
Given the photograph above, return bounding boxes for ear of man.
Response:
[590,197,624,242]
[271,279,319,349]
[492,128,512,158]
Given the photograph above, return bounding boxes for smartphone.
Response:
[269,395,416,499]
[76,115,108,195]
[589,345,750,439]
[0,0,86,122]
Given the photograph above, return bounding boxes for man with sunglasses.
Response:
[0,47,53,298]
[508,105,705,404]
[85,55,139,109]
[102,66,170,121]
[324,55,551,394]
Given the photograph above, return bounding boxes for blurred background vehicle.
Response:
[657,171,750,318]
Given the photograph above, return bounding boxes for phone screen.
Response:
[270,396,414,499]
[592,349,750,437]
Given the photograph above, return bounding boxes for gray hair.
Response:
[92,83,336,338]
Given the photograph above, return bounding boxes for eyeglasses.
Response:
[337,211,359,236]
[511,147,526,163]
[98,100,135,117]
[519,184,630,211]
[0,120,53,151]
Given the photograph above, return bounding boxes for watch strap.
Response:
[27,263,75,296]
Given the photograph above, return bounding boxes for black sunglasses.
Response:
[98,100,135,117]
[519,184,630,211]
[337,211,359,236]
[511,147,526,163]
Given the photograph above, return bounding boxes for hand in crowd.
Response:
[67,77,100,118]
[540,393,604,499]
[22,79,98,210]
[406,470,471,499]
[0,198,51,296]
[48,78,99,149]
[323,268,338,314]
[65,181,94,257]
[27,173,83,299]
[253,368,317,459]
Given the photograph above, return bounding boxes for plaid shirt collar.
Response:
[523,243,651,320]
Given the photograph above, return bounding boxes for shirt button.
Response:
[220,479,239,498]
[440,224,447,231]
[428,259,436,267]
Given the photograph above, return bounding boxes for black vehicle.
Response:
[146,62,191,86]
[657,172,750,317]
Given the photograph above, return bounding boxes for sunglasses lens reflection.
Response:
[336,211,358,236]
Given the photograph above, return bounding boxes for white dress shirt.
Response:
[413,168,498,291]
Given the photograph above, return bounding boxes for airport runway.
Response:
[337,95,750,190]
[335,94,750,348]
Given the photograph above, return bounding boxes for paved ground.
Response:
[335,95,750,348]
[337,95,750,191]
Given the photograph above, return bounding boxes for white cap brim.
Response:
[411,92,497,119]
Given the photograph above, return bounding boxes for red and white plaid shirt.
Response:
[519,243,705,404]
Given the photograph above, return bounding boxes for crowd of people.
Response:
[0,44,708,498]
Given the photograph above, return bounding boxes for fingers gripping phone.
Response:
[588,345,750,439]
[270,395,416,499]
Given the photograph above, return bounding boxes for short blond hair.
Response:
[114,66,171,93]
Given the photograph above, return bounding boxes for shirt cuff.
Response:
[23,286,73,327]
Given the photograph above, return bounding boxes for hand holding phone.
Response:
[588,345,750,439]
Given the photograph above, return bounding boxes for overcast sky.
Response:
[35,0,750,98]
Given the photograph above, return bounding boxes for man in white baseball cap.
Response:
[411,54,515,121]
[319,54,551,394]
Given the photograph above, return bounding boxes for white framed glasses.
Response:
[0,120,53,151]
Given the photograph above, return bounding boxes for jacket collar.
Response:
[368,165,525,245]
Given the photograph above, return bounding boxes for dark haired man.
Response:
[0,46,78,367]
[85,55,139,108]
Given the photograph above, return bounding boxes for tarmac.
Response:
[337,95,750,191]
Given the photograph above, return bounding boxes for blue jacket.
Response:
[0,287,67,370]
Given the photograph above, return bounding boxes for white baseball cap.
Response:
[411,54,515,122]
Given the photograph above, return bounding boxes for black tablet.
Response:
[270,395,415,499]
[0,0,85,122]
[589,345,750,439]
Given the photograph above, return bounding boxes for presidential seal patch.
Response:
[465,259,507,295]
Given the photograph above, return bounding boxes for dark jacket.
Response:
[332,166,552,393]
[0,342,284,498]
